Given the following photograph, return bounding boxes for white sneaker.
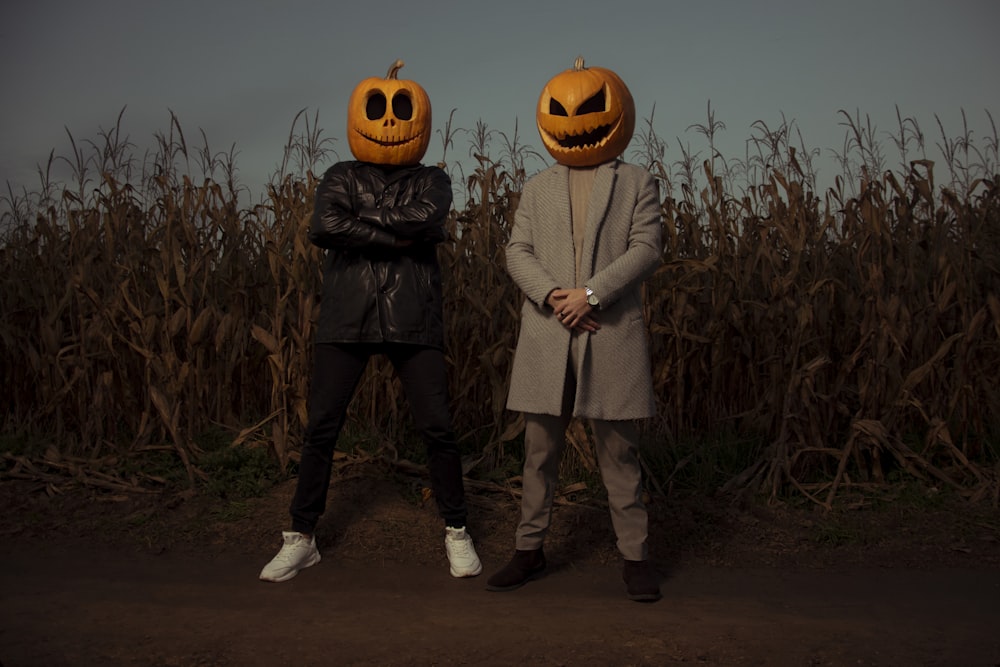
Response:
[259,531,321,582]
[445,526,483,578]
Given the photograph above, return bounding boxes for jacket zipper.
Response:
[370,261,387,341]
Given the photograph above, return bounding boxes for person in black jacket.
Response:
[260,60,482,582]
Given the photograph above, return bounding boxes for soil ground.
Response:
[1,463,999,666]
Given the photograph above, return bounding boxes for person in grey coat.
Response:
[486,58,663,601]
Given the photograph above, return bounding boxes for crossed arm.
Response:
[308,165,451,250]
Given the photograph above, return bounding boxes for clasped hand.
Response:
[547,288,600,332]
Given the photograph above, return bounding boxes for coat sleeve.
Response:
[586,170,662,307]
[308,163,398,250]
[357,167,451,244]
[506,181,562,307]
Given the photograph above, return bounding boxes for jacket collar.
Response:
[356,161,426,185]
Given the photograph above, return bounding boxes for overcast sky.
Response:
[2,0,998,200]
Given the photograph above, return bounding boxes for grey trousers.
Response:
[514,338,650,561]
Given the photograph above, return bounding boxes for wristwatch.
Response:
[585,287,600,309]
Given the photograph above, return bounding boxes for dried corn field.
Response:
[2,111,999,507]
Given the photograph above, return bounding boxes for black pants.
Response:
[290,342,467,533]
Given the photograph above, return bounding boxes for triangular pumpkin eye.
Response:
[366,92,387,120]
[392,93,413,121]
[549,99,568,116]
[577,88,606,115]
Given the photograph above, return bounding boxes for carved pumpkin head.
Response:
[347,59,432,165]
[536,57,635,167]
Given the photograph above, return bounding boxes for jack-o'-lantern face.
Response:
[347,60,431,165]
[536,57,635,167]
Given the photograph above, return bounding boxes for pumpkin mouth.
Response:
[555,123,612,149]
[354,128,420,147]
[540,114,624,152]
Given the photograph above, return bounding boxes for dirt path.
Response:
[2,545,998,666]
[2,472,1000,666]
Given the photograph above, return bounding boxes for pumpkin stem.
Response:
[387,59,405,79]
[573,56,585,71]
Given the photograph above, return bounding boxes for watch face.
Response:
[588,294,599,306]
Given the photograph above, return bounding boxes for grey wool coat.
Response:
[505,159,663,420]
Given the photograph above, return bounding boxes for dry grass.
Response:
[1,108,998,507]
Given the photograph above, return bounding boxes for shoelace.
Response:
[448,536,471,557]
[275,541,308,563]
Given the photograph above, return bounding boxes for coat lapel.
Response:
[580,160,618,279]
[547,165,576,285]
[550,164,572,234]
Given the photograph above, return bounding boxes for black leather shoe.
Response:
[623,559,661,602]
[486,548,546,591]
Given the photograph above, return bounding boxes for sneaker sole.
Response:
[450,563,484,578]
[259,552,321,583]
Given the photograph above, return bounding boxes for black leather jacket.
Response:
[308,161,452,348]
